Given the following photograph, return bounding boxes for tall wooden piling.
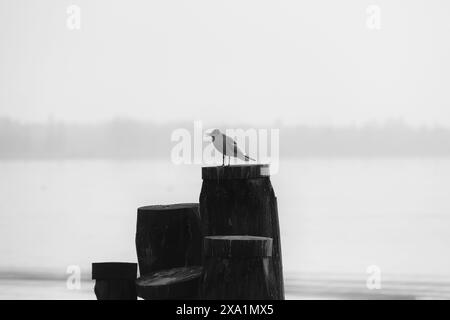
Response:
[135,204,202,276]
[199,164,284,299]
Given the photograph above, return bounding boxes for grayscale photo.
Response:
[0,0,449,303]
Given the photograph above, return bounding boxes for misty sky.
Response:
[1,0,449,126]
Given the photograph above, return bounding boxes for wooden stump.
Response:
[136,266,202,300]
[135,204,202,276]
[200,236,277,300]
[199,165,284,299]
[92,262,137,300]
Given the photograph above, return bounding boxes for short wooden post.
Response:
[135,204,202,276]
[92,262,137,300]
[136,266,202,300]
[199,165,284,299]
[200,236,277,299]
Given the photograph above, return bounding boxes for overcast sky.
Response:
[1,0,449,126]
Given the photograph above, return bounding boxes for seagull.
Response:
[205,129,255,166]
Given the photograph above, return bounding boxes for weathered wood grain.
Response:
[135,203,202,276]
[136,266,202,300]
[200,236,277,300]
[203,235,273,258]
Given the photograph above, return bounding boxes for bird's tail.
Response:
[244,155,255,161]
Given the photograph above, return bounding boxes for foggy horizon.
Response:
[1,115,450,159]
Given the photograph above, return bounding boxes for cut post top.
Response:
[92,262,137,280]
[202,164,270,180]
[137,203,199,214]
[203,235,273,258]
[136,266,202,300]
[136,266,203,287]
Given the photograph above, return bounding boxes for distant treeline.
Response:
[0,117,449,158]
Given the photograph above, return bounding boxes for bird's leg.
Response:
[222,153,225,167]
[227,156,230,166]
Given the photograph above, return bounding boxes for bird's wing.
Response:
[223,134,246,159]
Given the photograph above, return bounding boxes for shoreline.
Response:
[1,273,450,300]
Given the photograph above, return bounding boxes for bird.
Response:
[205,129,255,166]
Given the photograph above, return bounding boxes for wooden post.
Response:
[136,266,202,300]
[200,236,277,300]
[199,164,285,299]
[92,262,137,300]
[135,204,202,276]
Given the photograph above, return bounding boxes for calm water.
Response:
[1,158,450,299]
